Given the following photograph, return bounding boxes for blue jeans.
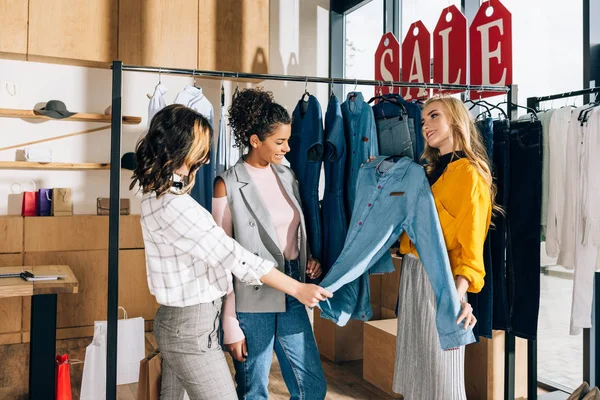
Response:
[233,260,327,399]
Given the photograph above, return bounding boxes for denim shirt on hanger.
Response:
[317,156,475,350]
[288,95,324,262]
[341,92,379,219]
[322,94,348,272]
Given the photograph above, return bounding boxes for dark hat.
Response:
[34,100,76,119]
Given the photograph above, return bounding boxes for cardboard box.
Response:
[465,331,528,399]
[363,318,402,398]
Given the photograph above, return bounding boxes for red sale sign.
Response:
[374,32,401,95]
[469,0,512,99]
[433,5,467,95]
[402,21,431,100]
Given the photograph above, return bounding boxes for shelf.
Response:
[0,108,142,125]
[0,162,110,170]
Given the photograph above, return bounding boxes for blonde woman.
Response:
[131,104,332,400]
[395,96,497,399]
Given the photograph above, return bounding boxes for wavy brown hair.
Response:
[421,95,501,217]
[130,104,212,197]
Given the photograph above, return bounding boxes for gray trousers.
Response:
[154,298,237,400]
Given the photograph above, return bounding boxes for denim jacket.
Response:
[317,156,475,350]
[341,92,379,219]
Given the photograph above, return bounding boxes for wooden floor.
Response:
[114,333,399,400]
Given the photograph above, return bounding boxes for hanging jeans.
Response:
[471,117,495,339]
[491,120,511,332]
[318,156,475,350]
[497,119,543,340]
[375,116,414,159]
[322,95,348,273]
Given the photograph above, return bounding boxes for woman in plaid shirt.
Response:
[131,104,332,400]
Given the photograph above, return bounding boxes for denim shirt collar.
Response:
[345,92,364,114]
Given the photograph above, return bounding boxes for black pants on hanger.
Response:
[493,119,543,340]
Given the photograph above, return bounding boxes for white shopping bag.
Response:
[80,323,107,400]
[80,307,145,398]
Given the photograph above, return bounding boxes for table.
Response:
[0,265,79,399]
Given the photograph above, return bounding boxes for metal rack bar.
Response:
[119,64,510,92]
[528,86,600,105]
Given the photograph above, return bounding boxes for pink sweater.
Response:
[212,162,301,344]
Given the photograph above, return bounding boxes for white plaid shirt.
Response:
[140,192,274,307]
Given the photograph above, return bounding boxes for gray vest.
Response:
[219,158,308,313]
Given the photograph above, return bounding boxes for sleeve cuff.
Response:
[453,265,485,293]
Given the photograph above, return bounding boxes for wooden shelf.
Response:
[0,162,110,170]
[0,108,141,125]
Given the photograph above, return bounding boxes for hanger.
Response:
[232,73,240,100]
[578,90,600,124]
[330,77,335,98]
[496,101,539,121]
[467,99,508,120]
[220,73,225,107]
[302,76,310,102]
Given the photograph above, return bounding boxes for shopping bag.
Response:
[80,307,145,399]
[38,189,52,216]
[80,323,107,400]
[137,349,162,400]
[7,183,23,215]
[56,354,72,400]
[22,181,38,216]
[51,188,73,216]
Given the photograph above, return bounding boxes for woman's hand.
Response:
[306,258,323,279]
[456,300,477,330]
[226,338,248,362]
[292,283,332,308]
[362,156,377,166]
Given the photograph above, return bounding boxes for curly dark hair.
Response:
[228,87,291,150]
[130,104,212,197]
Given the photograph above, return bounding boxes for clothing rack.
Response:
[526,86,600,400]
[105,60,511,400]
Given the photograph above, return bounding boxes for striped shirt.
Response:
[140,191,274,307]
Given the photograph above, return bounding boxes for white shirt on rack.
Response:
[174,86,214,129]
[148,83,168,125]
[545,107,573,258]
[140,191,274,307]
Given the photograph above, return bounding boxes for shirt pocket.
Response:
[435,199,459,250]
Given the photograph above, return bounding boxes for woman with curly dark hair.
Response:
[212,88,328,399]
[131,104,331,400]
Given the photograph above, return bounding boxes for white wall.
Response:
[0,0,330,215]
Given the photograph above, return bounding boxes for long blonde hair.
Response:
[421,95,501,216]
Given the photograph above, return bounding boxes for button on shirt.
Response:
[141,191,274,307]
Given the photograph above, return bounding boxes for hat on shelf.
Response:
[34,100,76,119]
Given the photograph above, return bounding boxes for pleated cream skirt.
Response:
[393,254,467,400]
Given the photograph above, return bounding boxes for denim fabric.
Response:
[371,94,415,160]
[506,120,543,339]
[371,95,423,160]
[234,259,327,400]
[491,120,511,332]
[189,163,213,212]
[322,95,348,273]
[288,95,324,263]
[375,117,413,159]
[471,117,495,340]
[341,92,379,220]
[407,100,424,159]
[318,156,475,350]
